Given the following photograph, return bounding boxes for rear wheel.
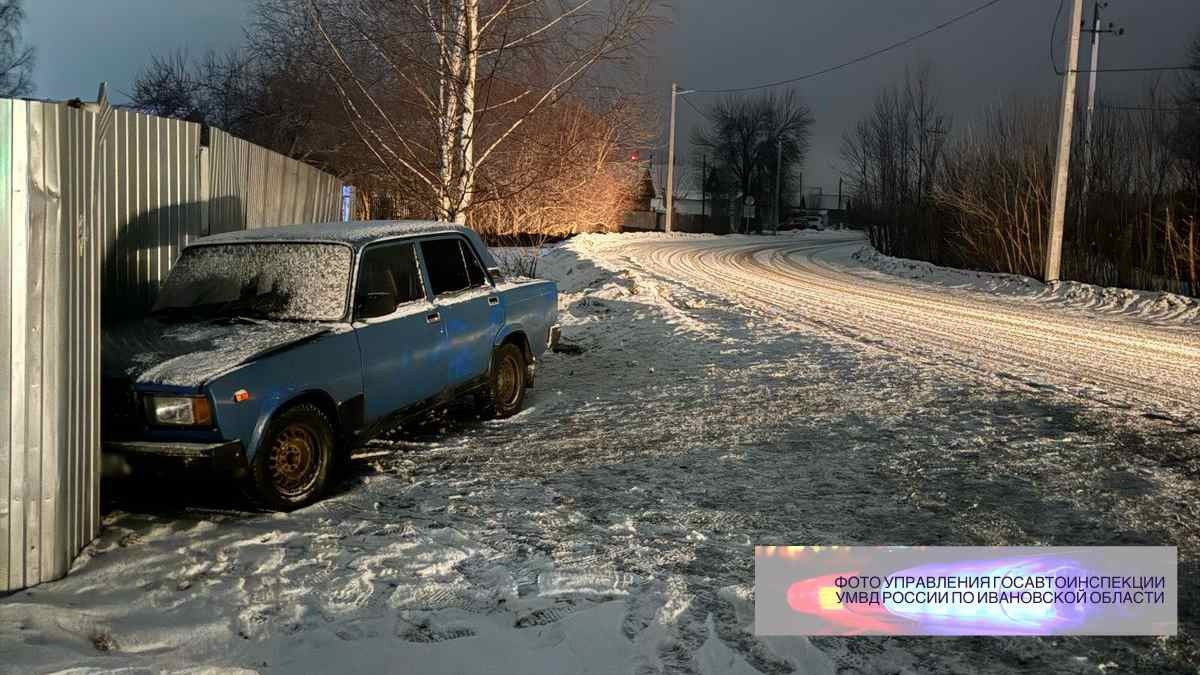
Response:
[485,343,527,419]
[250,403,334,511]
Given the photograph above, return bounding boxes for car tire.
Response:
[484,343,527,419]
[249,403,335,511]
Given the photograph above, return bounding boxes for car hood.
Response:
[103,317,336,388]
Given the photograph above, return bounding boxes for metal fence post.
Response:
[198,145,210,236]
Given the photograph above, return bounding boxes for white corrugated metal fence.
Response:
[1,99,102,591]
[1,91,344,592]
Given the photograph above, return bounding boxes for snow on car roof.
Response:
[192,220,479,250]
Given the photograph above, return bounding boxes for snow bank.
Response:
[851,245,1200,326]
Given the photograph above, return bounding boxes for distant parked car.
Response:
[102,221,560,509]
[780,215,804,230]
[800,215,824,230]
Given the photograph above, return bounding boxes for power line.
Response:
[1051,0,1198,75]
[1080,65,1198,73]
[681,95,706,118]
[1050,0,1067,76]
[689,0,1006,94]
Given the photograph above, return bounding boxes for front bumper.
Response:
[104,439,248,477]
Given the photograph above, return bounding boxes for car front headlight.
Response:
[144,395,213,426]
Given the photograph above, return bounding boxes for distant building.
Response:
[649,172,705,216]
[649,170,754,220]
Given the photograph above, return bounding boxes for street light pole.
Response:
[666,83,679,233]
[665,82,695,233]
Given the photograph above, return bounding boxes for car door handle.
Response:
[426,311,441,324]
[487,296,500,306]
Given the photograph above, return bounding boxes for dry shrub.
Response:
[935,97,1056,278]
[469,98,647,239]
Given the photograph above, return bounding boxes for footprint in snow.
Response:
[513,603,581,628]
[396,619,477,643]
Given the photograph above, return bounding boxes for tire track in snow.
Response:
[615,235,1200,425]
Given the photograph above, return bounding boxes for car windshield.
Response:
[152,243,353,322]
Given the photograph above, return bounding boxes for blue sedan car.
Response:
[102,221,559,509]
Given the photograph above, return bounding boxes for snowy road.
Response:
[3,231,1198,674]
[621,233,1200,425]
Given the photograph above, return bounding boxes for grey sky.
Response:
[652,0,1199,195]
[26,0,249,103]
[26,0,1200,194]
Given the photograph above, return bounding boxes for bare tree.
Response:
[470,94,648,237]
[127,1,659,237]
[130,45,365,179]
[840,66,948,256]
[252,0,660,223]
[0,0,34,97]
[936,97,1056,277]
[1172,33,1200,202]
[131,52,207,122]
[843,53,1199,296]
[132,50,282,134]
[692,90,813,233]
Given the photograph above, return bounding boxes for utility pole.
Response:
[701,155,708,219]
[1081,2,1123,215]
[1084,2,1102,150]
[665,83,695,233]
[1044,0,1085,283]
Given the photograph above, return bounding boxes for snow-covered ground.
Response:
[3,231,1198,673]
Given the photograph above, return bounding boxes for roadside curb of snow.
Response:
[850,245,1200,326]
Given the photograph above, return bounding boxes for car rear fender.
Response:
[493,323,531,358]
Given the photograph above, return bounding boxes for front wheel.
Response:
[250,403,334,511]
[485,343,527,419]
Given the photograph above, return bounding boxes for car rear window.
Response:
[153,243,353,321]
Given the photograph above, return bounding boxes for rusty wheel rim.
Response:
[495,353,522,408]
[268,423,320,497]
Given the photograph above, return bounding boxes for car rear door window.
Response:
[422,237,488,296]
[355,242,424,318]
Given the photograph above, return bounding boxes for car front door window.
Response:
[355,242,425,319]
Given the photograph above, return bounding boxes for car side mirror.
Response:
[487,266,504,282]
[356,291,397,319]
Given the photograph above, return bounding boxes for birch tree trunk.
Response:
[436,0,469,222]
[452,0,480,224]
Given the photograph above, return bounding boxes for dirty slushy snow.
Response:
[3,231,1198,674]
